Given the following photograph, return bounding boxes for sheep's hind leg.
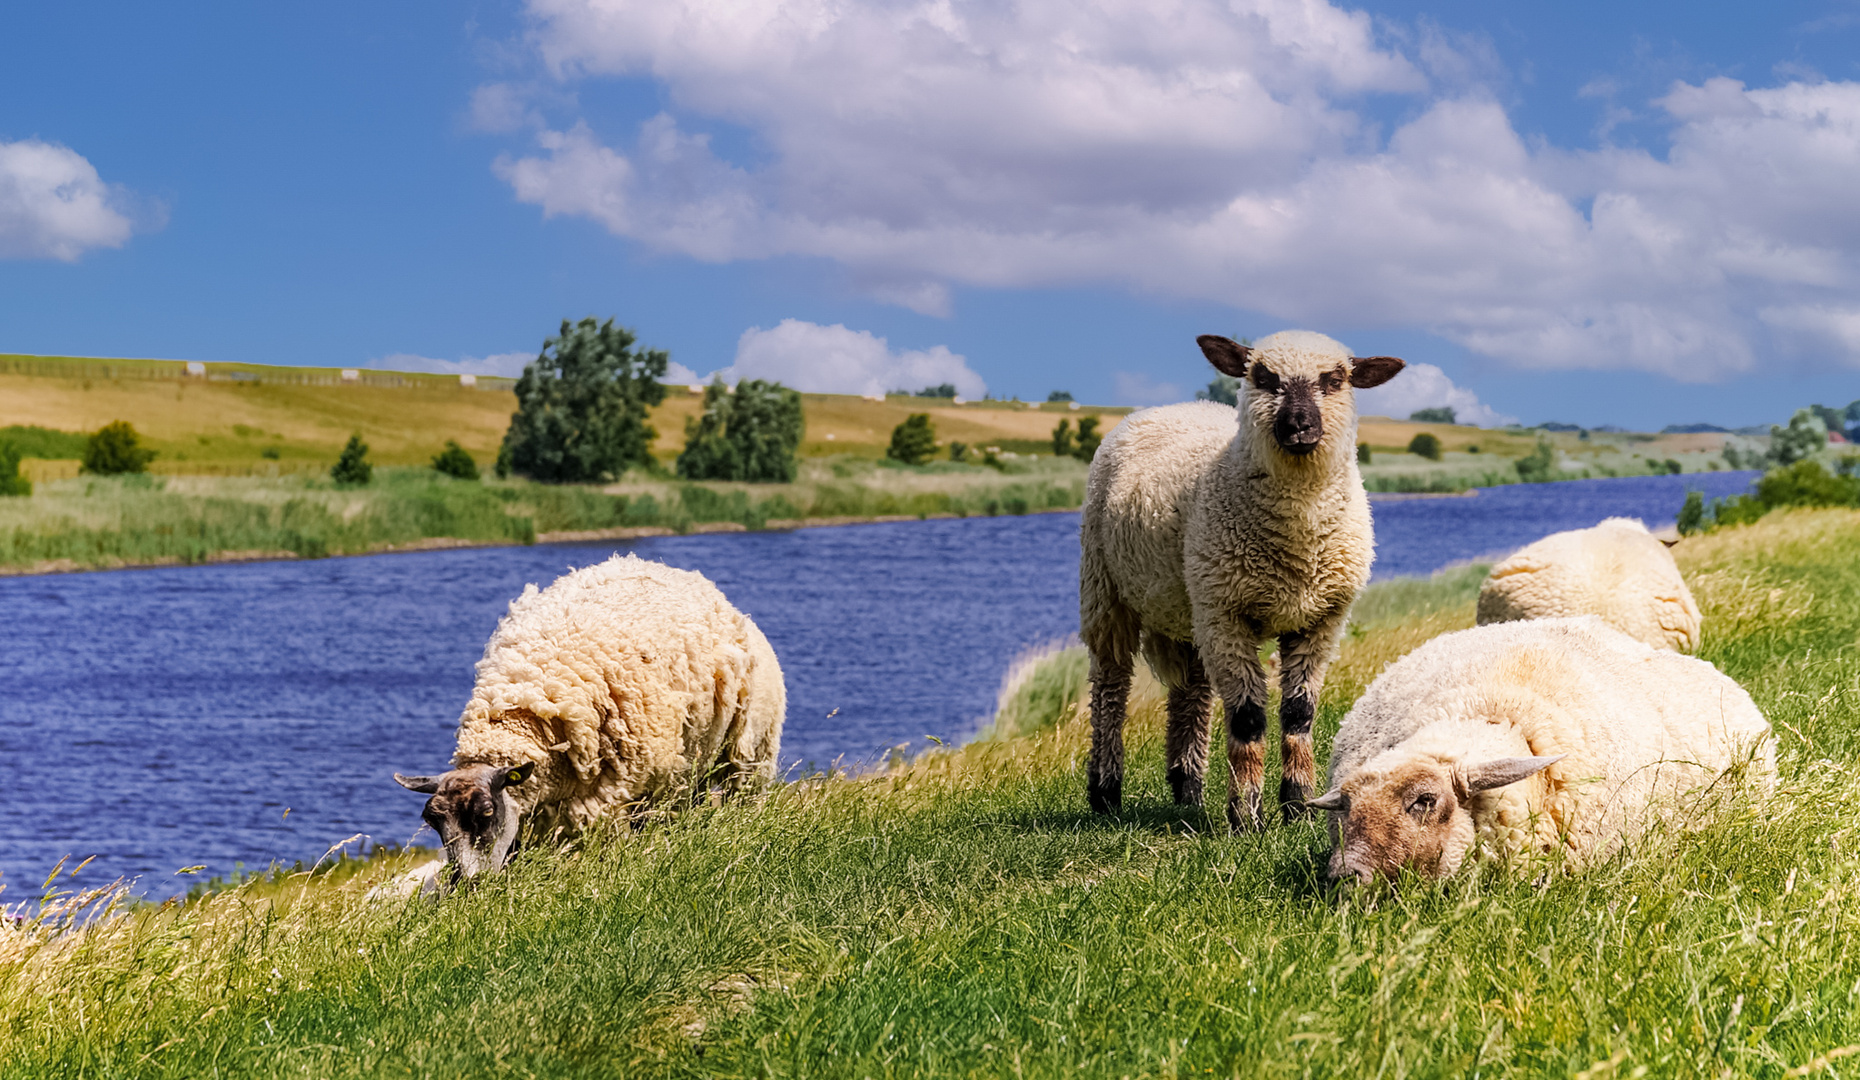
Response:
[1086,651,1133,814]
[1151,637,1213,808]
[1277,615,1345,822]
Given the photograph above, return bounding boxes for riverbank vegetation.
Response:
[2,508,1856,1076]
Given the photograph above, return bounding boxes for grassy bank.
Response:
[3,509,1855,1076]
[0,456,1088,573]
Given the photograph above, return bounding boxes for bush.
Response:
[431,440,480,481]
[1074,416,1103,462]
[1514,436,1555,482]
[1356,443,1371,465]
[677,378,805,482]
[1664,458,1683,475]
[887,414,937,465]
[0,425,86,459]
[0,441,29,497]
[1676,490,1705,536]
[917,383,958,398]
[82,421,156,475]
[330,433,373,486]
[1197,374,1240,406]
[1409,407,1456,424]
[498,317,669,482]
[1406,432,1441,460]
[1050,419,1074,457]
[1769,408,1828,467]
[1046,390,1074,403]
[949,441,969,462]
[260,446,282,460]
[1683,459,1860,533]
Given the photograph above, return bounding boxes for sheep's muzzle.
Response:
[1272,380,1323,455]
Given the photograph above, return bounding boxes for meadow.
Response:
[3,508,1854,1078]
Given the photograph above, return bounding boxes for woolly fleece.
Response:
[453,553,785,837]
[1325,616,1771,867]
[1477,517,1702,652]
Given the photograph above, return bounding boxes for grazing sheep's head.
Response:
[393,762,536,887]
[1197,331,1404,459]
[1308,754,1560,884]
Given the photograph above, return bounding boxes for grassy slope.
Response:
[4,509,1856,1077]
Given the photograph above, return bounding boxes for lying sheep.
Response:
[1311,616,1771,882]
[1080,330,1405,830]
[1477,517,1702,652]
[387,553,785,895]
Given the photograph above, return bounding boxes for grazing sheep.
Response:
[1311,616,1771,883]
[1477,517,1702,652]
[388,554,785,894]
[1080,330,1405,830]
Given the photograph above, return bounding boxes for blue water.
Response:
[0,471,1755,896]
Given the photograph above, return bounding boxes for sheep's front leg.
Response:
[1086,650,1133,814]
[1277,609,1347,822]
[1200,620,1270,833]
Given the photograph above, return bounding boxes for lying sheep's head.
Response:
[393,762,536,887]
[1197,333,1404,459]
[1307,755,1561,884]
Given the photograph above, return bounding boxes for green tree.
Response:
[887,414,937,465]
[917,383,958,398]
[1197,374,1240,406]
[331,433,373,486]
[1514,436,1555,482]
[677,378,804,482]
[949,441,969,462]
[1769,408,1828,467]
[497,317,669,482]
[1074,416,1103,462]
[82,421,156,475]
[1676,490,1705,536]
[1356,443,1371,465]
[1046,390,1074,403]
[0,441,29,497]
[431,440,480,480]
[1409,407,1456,424]
[1051,418,1075,457]
[1406,432,1442,460]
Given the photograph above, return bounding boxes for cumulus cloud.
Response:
[0,139,146,260]
[713,319,985,397]
[1113,372,1186,407]
[1353,363,1516,427]
[378,351,534,377]
[663,360,702,384]
[489,0,1860,379]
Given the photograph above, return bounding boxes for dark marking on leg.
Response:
[1278,691,1317,821]
[1225,698,1267,833]
[1163,643,1213,807]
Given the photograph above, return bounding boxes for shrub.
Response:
[0,441,29,497]
[949,441,969,462]
[917,383,958,398]
[1356,443,1371,465]
[1684,459,1860,533]
[82,421,156,475]
[1409,406,1456,424]
[1046,390,1074,403]
[1514,436,1555,482]
[1050,419,1074,457]
[887,414,937,465]
[1073,416,1103,462]
[498,316,669,482]
[1676,490,1705,536]
[677,378,805,483]
[1406,432,1441,460]
[260,446,282,460]
[1769,408,1828,467]
[330,433,373,486]
[431,440,480,481]
[1197,374,1240,406]
[0,425,86,459]
[1664,458,1683,475]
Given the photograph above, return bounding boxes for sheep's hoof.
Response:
[1167,766,1204,808]
[1227,795,1264,834]
[1086,775,1122,814]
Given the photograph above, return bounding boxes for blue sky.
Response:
[3,0,1858,429]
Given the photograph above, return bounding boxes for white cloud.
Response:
[1353,362,1516,427]
[492,0,1860,379]
[663,360,702,383]
[714,319,985,397]
[0,139,145,260]
[1113,371,1185,407]
[378,351,534,377]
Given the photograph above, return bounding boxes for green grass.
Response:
[2,510,1857,1077]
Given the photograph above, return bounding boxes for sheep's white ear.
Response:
[394,772,443,794]
[1197,335,1252,377]
[1457,754,1563,795]
[1349,356,1405,388]
[1306,789,1348,812]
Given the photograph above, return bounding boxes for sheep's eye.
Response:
[1250,364,1281,393]
[1407,793,1438,818]
[1319,366,1347,393]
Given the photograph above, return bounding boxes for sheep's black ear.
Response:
[394,773,443,794]
[1306,789,1348,812]
[1349,356,1405,388]
[495,763,535,790]
[1197,335,1252,377]
[1457,754,1563,795]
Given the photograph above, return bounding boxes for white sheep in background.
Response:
[1080,331,1405,831]
[1311,616,1771,882]
[386,554,785,896]
[1477,517,1702,652]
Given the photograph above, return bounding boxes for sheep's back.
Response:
[1477,518,1701,652]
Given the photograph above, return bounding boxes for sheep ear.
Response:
[394,772,443,794]
[1197,335,1253,378]
[1457,754,1563,795]
[1349,357,1405,388]
[1306,789,1348,812]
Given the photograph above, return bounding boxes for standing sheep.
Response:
[1477,517,1702,652]
[1080,331,1404,830]
[389,554,785,894]
[1311,617,1771,883]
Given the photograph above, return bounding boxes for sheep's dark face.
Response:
[1308,754,1560,884]
[1196,335,1404,459]
[393,762,536,888]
